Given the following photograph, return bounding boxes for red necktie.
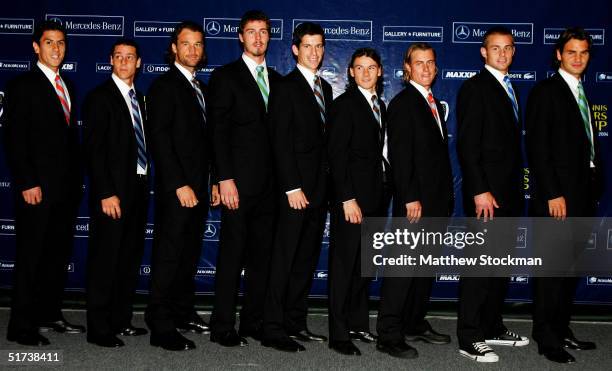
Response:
[427,92,439,124]
[54,74,70,125]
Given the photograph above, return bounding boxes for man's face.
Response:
[110,44,141,83]
[350,55,382,93]
[405,49,437,89]
[292,34,324,73]
[480,33,515,73]
[172,29,204,71]
[33,30,66,72]
[557,38,590,79]
[239,20,270,58]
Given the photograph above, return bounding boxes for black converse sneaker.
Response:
[459,342,499,362]
[485,330,529,346]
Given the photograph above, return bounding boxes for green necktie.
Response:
[255,65,269,110]
[577,82,594,162]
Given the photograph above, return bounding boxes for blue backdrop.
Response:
[0,0,610,304]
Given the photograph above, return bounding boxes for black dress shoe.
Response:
[39,319,85,334]
[211,330,248,347]
[563,335,596,350]
[87,334,125,348]
[150,331,195,351]
[116,326,148,336]
[539,347,576,363]
[176,320,210,334]
[239,327,262,341]
[288,329,328,342]
[377,340,418,359]
[329,340,361,356]
[7,331,50,346]
[405,328,451,345]
[349,331,377,343]
[262,337,306,352]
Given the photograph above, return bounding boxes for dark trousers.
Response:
[532,277,578,350]
[8,195,78,334]
[210,188,276,334]
[262,202,326,340]
[87,178,148,336]
[145,189,208,334]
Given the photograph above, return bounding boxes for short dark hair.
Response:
[482,26,514,47]
[402,42,436,81]
[346,47,384,94]
[32,19,66,45]
[553,27,592,68]
[110,37,140,58]
[165,20,205,65]
[239,10,270,35]
[292,22,325,48]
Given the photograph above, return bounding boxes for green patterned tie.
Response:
[577,82,594,162]
[255,65,269,110]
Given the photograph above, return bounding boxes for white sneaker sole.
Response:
[485,338,530,347]
[459,349,499,362]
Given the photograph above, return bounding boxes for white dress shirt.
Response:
[357,86,388,162]
[484,64,517,103]
[242,53,269,88]
[37,61,71,110]
[409,80,444,138]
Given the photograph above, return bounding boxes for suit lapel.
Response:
[291,68,325,127]
[237,58,267,114]
[481,68,519,134]
[34,66,67,126]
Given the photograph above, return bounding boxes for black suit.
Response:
[208,58,282,335]
[262,68,333,340]
[144,65,211,334]
[83,78,148,337]
[456,68,523,347]
[526,72,601,350]
[327,86,388,341]
[377,83,453,343]
[4,65,81,336]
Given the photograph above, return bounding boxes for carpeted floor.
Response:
[0,308,610,370]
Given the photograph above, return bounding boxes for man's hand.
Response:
[474,192,499,221]
[22,186,42,205]
[176,185,199,208]
[405,201,422,223]
[343,199,363,224]
[548,196,566,220]
[219,179,239,210]
[287,190,309,210]
[101,195,121,219]
[210,184,221,206]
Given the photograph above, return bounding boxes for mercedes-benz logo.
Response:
[206,21,221,36]
[48,17,63,26]
[455,25,470,40]
[204,223,216,238]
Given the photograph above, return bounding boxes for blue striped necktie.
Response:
[313,75,326,124]
[255,65,269,110]
[191,77,207,123]
[503,75,519,123]
[128,89,147,171]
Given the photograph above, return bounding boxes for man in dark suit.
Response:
[327,48,389,356]
[4,20,84,346]
[83,38,149,348]
[261,22,332,353]
[456,27,529,362]
[145,21,219,351]
[377,42,452,359]
[526,27,600,364]
[208,10,282,347]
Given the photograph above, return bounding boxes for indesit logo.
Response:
[45,14,124,37]
[0,18,34,35]
[452,22,533,44]
[293,19,372,42]
[0,60,30,71]
[143,64,170,74]
[204,18,283,40]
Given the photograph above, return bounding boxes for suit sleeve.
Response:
[3,79,38,191]
[388,97,420,205]
[208,69,235,182]
[327,97,355,203]
[270,80,301,192]
[456,80,489,197]
[525,84,561,201]
[146,78,188,193]
[83,91,115,200]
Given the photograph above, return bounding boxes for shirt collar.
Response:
[111,73,135,97]
[409,80,433,100]
[174,61,196,83]
[37,61,60,83]
[242,53,267,74]
[484,64,508,85]
[558,67,581,93]
[296,63,318,90]
[357,85,377,104]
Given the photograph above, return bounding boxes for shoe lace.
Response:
[473,342,493,353]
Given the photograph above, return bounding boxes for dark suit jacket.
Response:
[388,83,453,217]
[456,67,523,216]
[208,58,282,197]
[526,73,601,217]
[269,67,333,208]
[328,86,386,214]
[3,65,81,203]
[83,78,147,208]
[146,65,211,196]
